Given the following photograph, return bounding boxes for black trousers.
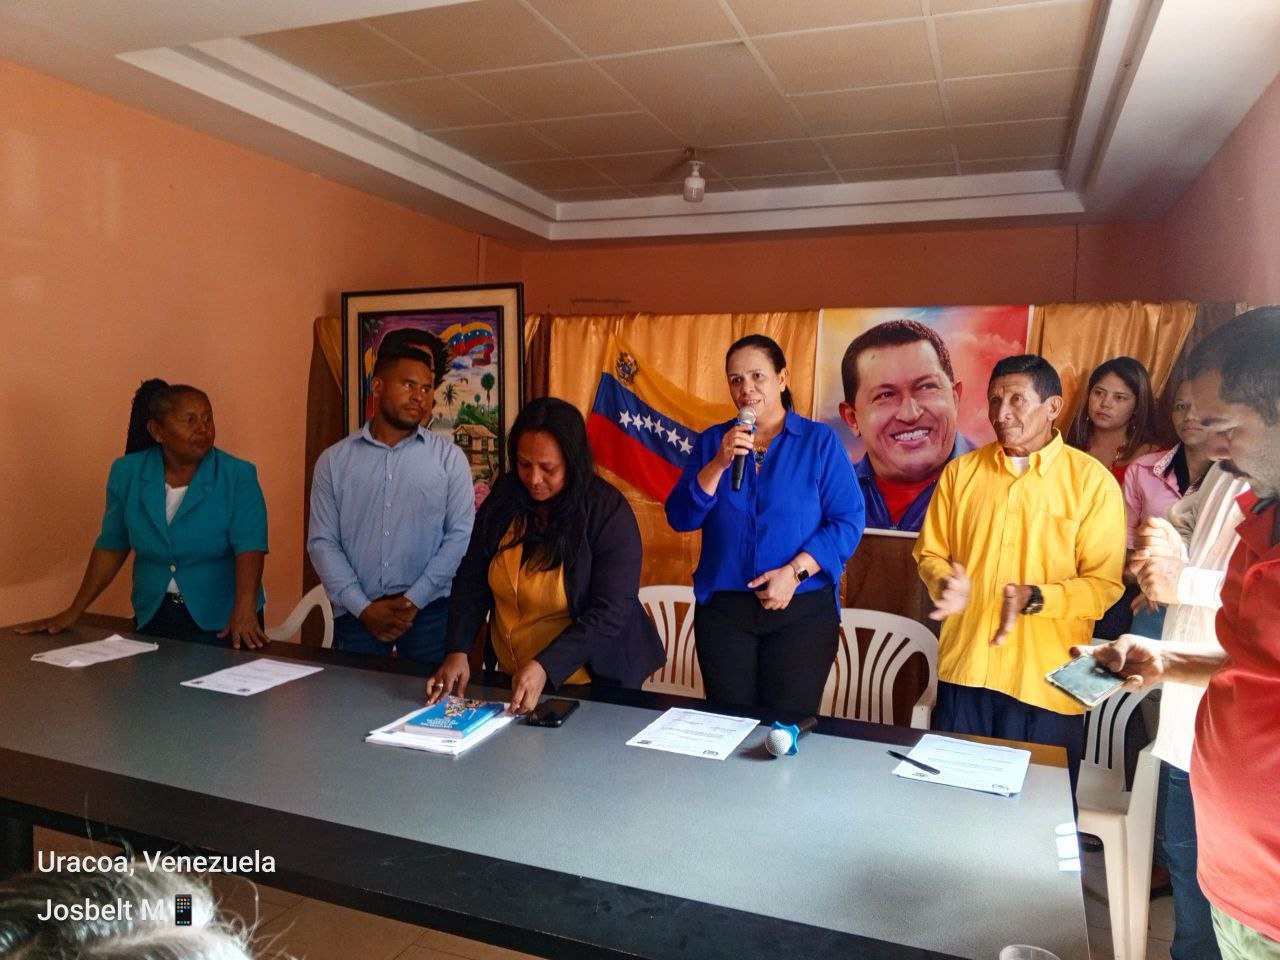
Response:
[136,594,260,646]
[934,681,1085,798]
[693,590,839,715]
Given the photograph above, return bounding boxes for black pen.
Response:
[888,750,941,775]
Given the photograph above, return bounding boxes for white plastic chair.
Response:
[1076,685,1161,960]
[266,585,334,648]
[821,608,937,728]
[638,585,703,698]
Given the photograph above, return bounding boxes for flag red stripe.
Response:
[587,413,682,503]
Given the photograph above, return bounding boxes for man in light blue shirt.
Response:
[308,347,474,663]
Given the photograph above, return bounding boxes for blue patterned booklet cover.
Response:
[403,696,505,740]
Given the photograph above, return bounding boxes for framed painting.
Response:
[342,283,524,506]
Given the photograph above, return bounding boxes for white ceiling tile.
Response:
[934,1,1094,78]
[791,83,946,136]
[727,0,922,35]
[701,140,830,178]
[532,113,682,156]
[368,0,577,73]
[599,43,804,145]
[821,129,954,168]
[250,22,434,87]
[753,20,936,93]
[951,118,1069,160]
[526,0,737,55]
[945,69,1080,125]
[351,77,511,130]
[495,157,616,190]
[458,62,635,121]
[429,124,567,163]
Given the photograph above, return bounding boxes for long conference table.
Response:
[0,625,1090,960]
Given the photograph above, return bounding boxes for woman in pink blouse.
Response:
[1122,379,1217,637]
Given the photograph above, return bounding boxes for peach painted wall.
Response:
[520,221,1167,316]
[1161,72,1280,305]
[0,57,519,626]
[2,47,1268,630]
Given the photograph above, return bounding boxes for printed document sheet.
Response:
[891,733,1031,796]
[31,635,158,668]
[182,659,322,696]
[626,708,757,761]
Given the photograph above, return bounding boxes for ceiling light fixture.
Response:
[683,154,705,203]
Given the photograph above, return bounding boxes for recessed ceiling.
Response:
[246,0,1092,198]
[1,0,1278,244]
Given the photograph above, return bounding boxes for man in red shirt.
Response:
[1080,306,1280,960]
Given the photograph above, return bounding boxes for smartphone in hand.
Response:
[1046,654,1126,708]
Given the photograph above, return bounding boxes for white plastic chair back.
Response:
[823,608,937,728]
[1080,685,1152,795]
[265,585,334,649]
[639,585,703,698]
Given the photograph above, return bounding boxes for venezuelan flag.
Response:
[586,337,735,503]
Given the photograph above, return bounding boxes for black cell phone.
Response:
[526,698,579,727]
[174,894,192,926]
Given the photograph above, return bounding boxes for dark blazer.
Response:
[445,473,665,689]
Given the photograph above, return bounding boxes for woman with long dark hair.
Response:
[426,397,664,713]
[665,334,865,715]
[1123,378,1219,639]
[1066,356,1162,640]
[19,379,269,647]
[1065,356,1160,482]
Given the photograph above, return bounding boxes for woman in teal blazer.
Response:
[20,380,269,647]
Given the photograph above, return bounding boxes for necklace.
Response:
[753,421,782,468]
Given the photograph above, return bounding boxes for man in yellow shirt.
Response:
[914,354,1125,790]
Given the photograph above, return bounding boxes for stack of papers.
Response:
[626,708,757,761]
[891,733,1031,796]
[31,635,158,667]
[367,707,516,756]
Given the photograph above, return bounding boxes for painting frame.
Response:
[341,282,524,501]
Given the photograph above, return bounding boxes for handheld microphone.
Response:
[765,716,818,757]
[730,406,757,491]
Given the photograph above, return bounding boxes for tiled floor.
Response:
[33,827,1174,959]
[1082,845,1176,960]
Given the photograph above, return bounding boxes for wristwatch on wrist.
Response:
[790,562,810,583]
[1020,585,1044,615]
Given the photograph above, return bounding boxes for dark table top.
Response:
[0,625,1087,960]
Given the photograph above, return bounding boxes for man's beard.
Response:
[1220,459,1280,499]
[381,407,421,431]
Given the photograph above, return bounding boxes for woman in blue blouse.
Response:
[665,335,865,714]
[19,380,269,647]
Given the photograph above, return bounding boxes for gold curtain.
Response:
[544,312,819,415]
[1030,301,1198,425]
[538,312,819,587]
